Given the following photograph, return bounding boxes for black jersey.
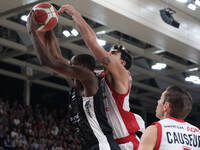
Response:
[68,76,120,150]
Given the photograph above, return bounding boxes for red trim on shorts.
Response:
[152,122,162,150]
[168,117,185,123]
[116,134,139,150]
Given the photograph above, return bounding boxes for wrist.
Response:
[73,11,81,18]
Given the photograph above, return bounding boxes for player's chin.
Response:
[155,111,159,118]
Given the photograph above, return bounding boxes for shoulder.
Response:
[144,125,157,136]
[140,124,158,144]
[139,125,157,150]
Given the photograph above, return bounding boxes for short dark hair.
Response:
[111,44,132,69]
[71,54,96,71]
[164,86,192,119]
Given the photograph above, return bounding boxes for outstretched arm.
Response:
[26,11,98,96]
[59,5,107,63]
[59,5,129,94]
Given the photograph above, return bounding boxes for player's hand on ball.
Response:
[58,4,79,17]
[28,2,58,32]
[26,11,41,34]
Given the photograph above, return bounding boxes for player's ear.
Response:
[163,101,170,113]
[121,59,126,67]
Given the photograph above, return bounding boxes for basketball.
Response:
[32,2,58,32]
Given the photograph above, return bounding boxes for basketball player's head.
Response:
[71,54,96,71]
[156,86,192,120]
[109,44,132,70]
[70,54,96,90]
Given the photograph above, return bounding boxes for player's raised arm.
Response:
[59,5,130,94]
[26,10,98,96]
[59,5,108,62]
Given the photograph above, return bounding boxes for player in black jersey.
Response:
[27,10,120,150]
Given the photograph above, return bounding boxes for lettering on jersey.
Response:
[69,88,82,133]
[69,104,81,133]
[187,127,200,134]
[70,112,81,124]
[166,131,200,148]
[164,125,184,129]
[85,100,92,118]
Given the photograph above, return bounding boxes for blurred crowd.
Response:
[0,98,81,150]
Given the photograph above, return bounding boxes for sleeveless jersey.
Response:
[68,76,120,150]
[101,73,145,149]
[153,117,200,150]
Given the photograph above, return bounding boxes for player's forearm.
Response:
[73,12,96,44]
[29,31,52,66]
[30,30,65,66]
[73,13,108,61]
[45,31,63,60]
[30,31,79,80]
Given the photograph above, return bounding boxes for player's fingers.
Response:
[57,8,63,13]
[58,5,72,14]
[58,6,67,13]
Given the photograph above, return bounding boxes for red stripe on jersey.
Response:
[152,122,162,150]
[116,134,140,150]
[168,117,185,123]
[105,77,140,135]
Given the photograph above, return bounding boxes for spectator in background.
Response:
[4,134,13,149]
[0,124,6,147]
[13,116,20,126]
[0,97,82,150]
[20,136,28,147]
[11,127,18,139]
[51,124,59,136]
[0,98,3,114]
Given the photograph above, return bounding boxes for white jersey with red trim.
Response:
[101,74,145,139]
[153,117,200,150]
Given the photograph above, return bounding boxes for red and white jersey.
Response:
[153,117,200,150]
[101,73,145,140]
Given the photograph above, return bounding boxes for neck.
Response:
[159,113,170,120]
